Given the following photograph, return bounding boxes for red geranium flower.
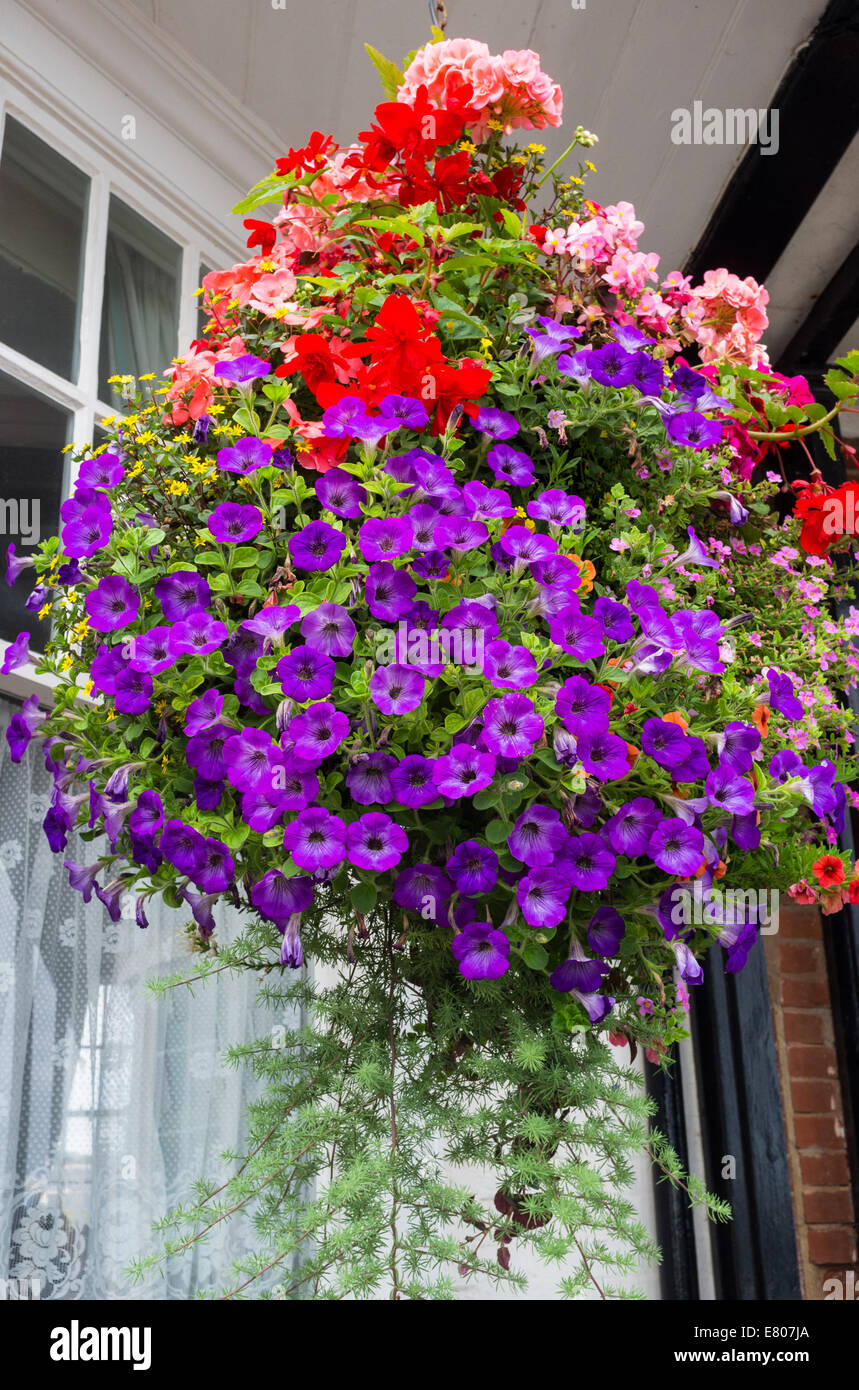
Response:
[276,131,335,178]
[812,854,846,888]
[243,219,276,255]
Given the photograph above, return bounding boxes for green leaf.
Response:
[485,820,511,845]
[364,44,405,99]
[355,216,425,249]
[351,882,377,915]
[522,942,549,970]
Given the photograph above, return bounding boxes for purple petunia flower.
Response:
[435,516,489,551]
[114,665,152,715]
[128,789,164,838]
[641,717,690,769]
[377,394,429,430]
[705,764,755,816]
[365,562,416,621]
[196,838,234,893]
[550,937,610,995]
[670,734,711,784]
[486,443,535,486]
[77,452,124,489]
[346,752,395,805]
[411,549,450,580]
[473,406,519,439]
[517,866,571,927]
[576,730,630,783]
[284,807,347,871]
[5,543,34,586]
[85,575,140,633]
[187,722,235,782]
[549,604,605,660]
[769,749,802,783]
[155,570,211,621]
[593,596,634,643]
[482,693,543,758]
[288,701,349,762]
[6,695,46,763]
[160,819,206,877]
[499,526,557,566]
[168,610,228,657]
[213,353,271,384]
[243,604,300,640]
[717,721,761,774]
[223,727,277,792]
[393,863,453,917]
[126,625,172,675]
[346,812,408,872]
[508,804,566,868]
[301,602,355,658]
[216,436,273,474]
[185,689,223,736]
[403,503,440,551]
[462,481,516,519]
[277,645,335,702]
[369,662,426,715]
[358,516,413,562]
[526,490,585,527]
[766,669,804,721]
[588,343,635,388]
[433,744,496,800]
[665,410,723,450]
[62,505,112,558]
[1,632,30,674]
[446,840,499,895]
[557,348,594,382]
[526,316,582,362]
[647,818,705,876]
[289,520,346,572]
[208,502,264,543]
[555,676,610,737]
[588,906,626,958]
[315,467,368,519]
[251,869,314,925]
[558,832,616,891]
[451,921,510,980]
[390,754,438,807]
[482,640,537,689]
[604,797,660,857]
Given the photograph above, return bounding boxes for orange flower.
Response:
[625,743,640,768]
[713,859,728,881]
[752,704,770,737]
[663,710,689,733]
[569,553,595,594]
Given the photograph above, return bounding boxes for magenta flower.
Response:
[168,610,228,657]
[549,604,605,660]
[705,765,755,816]
[481,640,537,689]
[647,818,705,876]
[315,468,367,518]
[114,665,152,714]
[213,353,271,383]
[85,575,140,632]
[251,869,314,925]
[224,727,277,791]
[393,863,453,916]
[155,570,210,621]
[433,745,495,799]
[435,516,489,551]
[370,662,426,715]
[217,437,273,474]
[365,562,416,621]
[482,693,543,758]
[1,632,30,674]
[526,490,585,526]
[517,866,571,927]
[451,921,510,980]
[359,516,413,561]
[346,752,395,805]
[62,505,112,558]
[301,602,355,658]
[474,406,519,439]
[508,804,566,867]
[390,754,438,807]
[462,481,516,519]
[208,502,264,543]
[555,677,610,736]
[487,443,535,486]
[77,452,124,489]
[346,812,408,871]
[499,526,557,564]
[277,645,335,702]
[289,520,346,572]
[128,626,173,674]
[288,701,349,761]
[446,840,498,895]
[576,730,631,783]
[557,832,616,891]
[604,798,660,856]
[284,807,347,871]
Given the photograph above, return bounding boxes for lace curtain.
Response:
[0,696,292,1299]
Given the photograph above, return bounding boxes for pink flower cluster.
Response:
[274,147,397,260]
[398,39,562,137]
[682,269,770,367]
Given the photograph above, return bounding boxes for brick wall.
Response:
[764,897,858,1298]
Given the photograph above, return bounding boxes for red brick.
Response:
[778,911,824,941]
[808,1228,858,1265]
[805,1188,855,1224]
[791,1079,837,1113]
[787,1044,838,1078]
[782,978,830,1008]
[794,1114,843,1148]
[800,1152,851,1187]
[781,943,823,975]
[783,1011,825,1045]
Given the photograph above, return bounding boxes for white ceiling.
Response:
[121,0,859,374]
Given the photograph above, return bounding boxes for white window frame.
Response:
[0,78,243,704]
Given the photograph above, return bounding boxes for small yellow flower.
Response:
[38,602,52,621]
[60,655,74,672]
[139,373,156,382]
[487,119,505,132]
[82,680,94,697]
[458,140,476,155]
[193,286,204,298]
[525,143,546,154]
[585,161,596,172]
[136,430,155,445]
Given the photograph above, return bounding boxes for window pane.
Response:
[0,370,69,650]
[99,196,181,407]
[0,116,89,381]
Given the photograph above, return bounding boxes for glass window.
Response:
[0,370,70,649]
[0,116,89,381]
[99,195,181,407]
